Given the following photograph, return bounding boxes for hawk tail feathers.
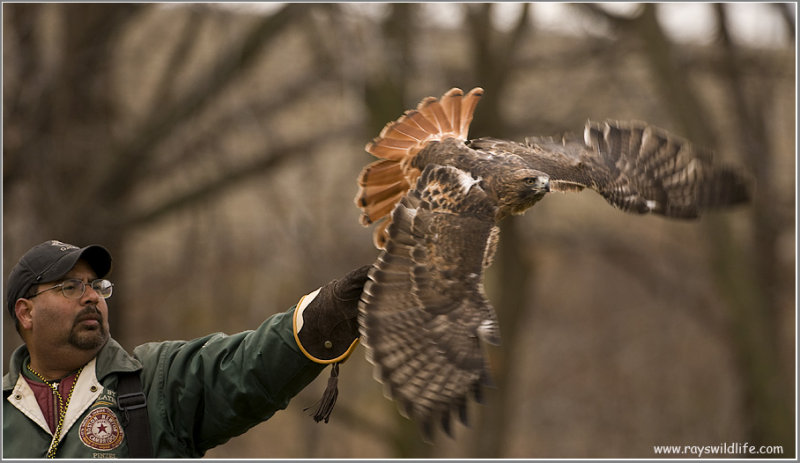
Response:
[365,87,483,159]
[355,88,484,248]
[355,160,409,224]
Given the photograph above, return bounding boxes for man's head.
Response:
[6,241,113,347]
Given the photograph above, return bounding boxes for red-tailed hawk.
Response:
[354,87,752,440]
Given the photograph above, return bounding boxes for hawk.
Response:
[354,87,752,440]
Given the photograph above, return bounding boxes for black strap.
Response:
[117,371,154,458]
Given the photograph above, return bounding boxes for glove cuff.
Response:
[293,288,360,364]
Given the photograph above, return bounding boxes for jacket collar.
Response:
[3,337,141,392]
[94,337,142,380]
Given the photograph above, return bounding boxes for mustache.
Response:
[69,305,108,351]
[74,305,103,324]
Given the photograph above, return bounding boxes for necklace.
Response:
[26,363,83,458]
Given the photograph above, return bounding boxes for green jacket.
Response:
[3,306,326,458]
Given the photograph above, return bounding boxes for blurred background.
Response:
[2,2,795,458]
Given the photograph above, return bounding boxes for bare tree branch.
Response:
[710,4,793,454]
[575,3,717,146]
[772,3,796,41]
[97,4,305,205]
[463,4,534,458]
[147,8,206,111]
[123,122,361,228]
[147,73,331,179]
[573,2,638,29]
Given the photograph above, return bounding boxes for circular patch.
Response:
[79,407,125,451]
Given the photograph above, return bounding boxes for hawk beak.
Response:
[537,175,550,193]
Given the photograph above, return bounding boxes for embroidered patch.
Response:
[79,407,125,451]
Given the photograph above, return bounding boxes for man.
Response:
[3,240,369,458]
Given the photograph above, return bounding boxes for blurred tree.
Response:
[576,2,794,455]
[710,4,793,454]
[461,3,535,458]
[3,3,356,347]
[362,3,416,138]
[4,2,146,346]
[3,2,794,459]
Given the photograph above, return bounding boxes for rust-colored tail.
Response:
[355,87,484,248]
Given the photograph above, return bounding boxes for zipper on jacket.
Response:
[50,382,60,434]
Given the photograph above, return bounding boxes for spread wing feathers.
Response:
[355,87,485,248]
[359,164,501,441]
[478,119,752,218]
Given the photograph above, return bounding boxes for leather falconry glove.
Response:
[293,264,371,423]
[294,264,371,363]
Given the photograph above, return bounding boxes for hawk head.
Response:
[492,168,550,218]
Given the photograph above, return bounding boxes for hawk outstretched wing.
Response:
[471,121,751,218]
[359,164,500,440]
[354,87,752,440]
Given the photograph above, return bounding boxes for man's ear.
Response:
[15,298,34,331]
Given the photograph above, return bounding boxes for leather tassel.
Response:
[306,362,340,423]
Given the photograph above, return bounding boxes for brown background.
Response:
[3,3,795,458]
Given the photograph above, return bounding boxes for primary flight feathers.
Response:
[354,87,752,441]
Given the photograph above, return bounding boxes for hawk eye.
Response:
[524,177,537,185]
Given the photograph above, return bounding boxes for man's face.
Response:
[25,259,110,351]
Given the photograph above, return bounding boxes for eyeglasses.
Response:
[30,278,114,300]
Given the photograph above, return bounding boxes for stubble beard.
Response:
[69,306,109,350]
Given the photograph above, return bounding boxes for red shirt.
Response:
[23,372,79,434]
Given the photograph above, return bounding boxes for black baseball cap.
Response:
[6,240,112,318]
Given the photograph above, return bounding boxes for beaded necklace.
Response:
[26,363,83,458]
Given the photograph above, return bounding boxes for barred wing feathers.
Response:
[358,165,501,441]
[469,119,752,218]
